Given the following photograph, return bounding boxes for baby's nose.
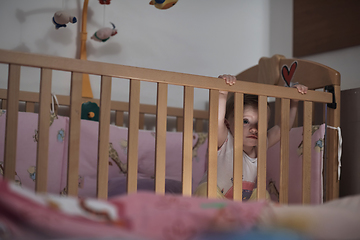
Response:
[250,125,258,133]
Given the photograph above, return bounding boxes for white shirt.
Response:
[198,131,257,199]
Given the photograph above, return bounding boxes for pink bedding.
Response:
[0,111,208,197]
[266,124,325,204]
[2,179,359,240]
[0,179,267,240]
[0,111,326,203]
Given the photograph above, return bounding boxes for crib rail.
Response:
[0,89,208,132]
[0,49,337,204]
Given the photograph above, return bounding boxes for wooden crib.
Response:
[0,49,340,204]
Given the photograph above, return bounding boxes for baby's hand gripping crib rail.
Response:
[0,49,339,204]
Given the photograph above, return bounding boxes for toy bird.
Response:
[52,11,77,29]
[149,0,178,10]
[91,22,118,42]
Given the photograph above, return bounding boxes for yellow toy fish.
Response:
[149,0,178,10]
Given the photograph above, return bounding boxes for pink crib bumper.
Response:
[0,111,209,197]
[0,111,325,204]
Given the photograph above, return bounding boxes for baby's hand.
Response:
[218,74,236,95]
[218,74,236,86]
[294,84,308,94]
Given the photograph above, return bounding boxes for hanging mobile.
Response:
[91,1,117,42]
[52,1,77,29]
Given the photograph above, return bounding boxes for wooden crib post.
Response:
[207,89,219,198]
[96,76,112,199]
[35,68,52,193]
[325,84,341,201]
[279,98,290,204]
[182,86,194,196]
[302,101,313,204]
[127,79,141,194]
[66,72,83,196]
[3,64,20,181]
[257,95,268,200]
[232,92,244,201]
[155,83,168,194]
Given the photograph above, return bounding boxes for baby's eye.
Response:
[243,119,249,124]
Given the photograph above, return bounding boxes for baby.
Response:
[195,74,307,200]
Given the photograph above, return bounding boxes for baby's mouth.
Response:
[247,135,258,139]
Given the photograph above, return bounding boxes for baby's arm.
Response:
[217,74,236,148]
[267,84,308,148]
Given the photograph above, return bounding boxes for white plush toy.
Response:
[52,11,77,29]
[91,22,118,42]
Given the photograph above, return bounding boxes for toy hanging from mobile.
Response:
[91,22,118,42]
[98,0,111,4]
[150,0,178,10]
[52,11,77,29]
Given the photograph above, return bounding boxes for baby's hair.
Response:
[225,93,268,120]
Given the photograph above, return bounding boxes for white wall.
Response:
[0,0,359,110]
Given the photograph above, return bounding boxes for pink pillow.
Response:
[266,124,325,204]
[0,111,66,194]
[60,119,209,197]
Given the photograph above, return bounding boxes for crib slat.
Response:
[207,89,219,198]
[97,76,112,199]
[1,99,7,110]
[139,113,145,129]
[302,101,313,204]
[195,119,203,132]
[155,83,168,194]
[182,86,194,196]
[67,72,82,196]
[279,98,290,204]
[115,111,124,126]
[233,92,244,201]
[3,64,20,180]
[257,95,268,200]
[127,79,140,194]
[35,68,52,193]
[25,102,35,112]
[176,117,184,132]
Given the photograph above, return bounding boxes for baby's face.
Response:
[227,105,269,148]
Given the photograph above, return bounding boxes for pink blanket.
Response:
[0,179,267,240]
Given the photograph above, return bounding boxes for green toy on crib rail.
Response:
[81,102,100,122]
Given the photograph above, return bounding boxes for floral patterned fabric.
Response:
[266,124,325,204]
[0,111,209,197]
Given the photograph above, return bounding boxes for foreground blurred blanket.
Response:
[0,180,266,240]
[1,179,359,240]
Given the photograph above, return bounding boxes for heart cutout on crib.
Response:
[281,61,297,87]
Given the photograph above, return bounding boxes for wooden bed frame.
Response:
[0,89,209,133]
[0,49,340,204]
